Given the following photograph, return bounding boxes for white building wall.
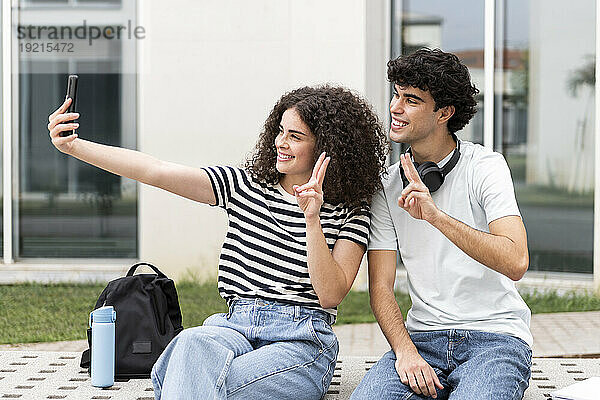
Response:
[137,0,378,280]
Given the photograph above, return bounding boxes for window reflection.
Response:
[497,0,594,273]
[392,0,595,274]
[17,1,136,258]
[0,3,3,256]
[22,0,121,5]
[392,0,485,163]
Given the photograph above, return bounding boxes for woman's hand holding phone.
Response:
[47,97,80,154]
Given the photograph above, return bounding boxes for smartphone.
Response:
[60,74,78,137]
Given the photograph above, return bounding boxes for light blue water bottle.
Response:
[90,306,117,388]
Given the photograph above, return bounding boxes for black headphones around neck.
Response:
[400,139,461,193]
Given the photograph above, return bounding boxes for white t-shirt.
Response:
[369,140,533,346]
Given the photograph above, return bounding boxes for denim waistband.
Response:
[229,297,336,325]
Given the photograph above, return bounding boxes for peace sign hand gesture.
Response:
[398,154,442,223]
[294,152,330,221]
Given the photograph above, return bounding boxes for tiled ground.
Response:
[0,352,599,399]
[0,311,598,398]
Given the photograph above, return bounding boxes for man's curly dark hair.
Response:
[387,48,480,134]
[245,85,388,206]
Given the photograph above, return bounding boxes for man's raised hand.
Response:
[398,154,441,223]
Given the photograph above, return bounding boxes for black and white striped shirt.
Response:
[202,166,370,316]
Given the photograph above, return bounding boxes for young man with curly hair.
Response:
[351,49,532,400]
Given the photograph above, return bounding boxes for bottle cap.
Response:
[90,306,117,325]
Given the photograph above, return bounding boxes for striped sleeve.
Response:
[201,166,242,208]
[338,202,371,248]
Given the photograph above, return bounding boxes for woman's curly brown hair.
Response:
[245,85,388,206]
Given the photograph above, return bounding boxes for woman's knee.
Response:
[171,326,223,351]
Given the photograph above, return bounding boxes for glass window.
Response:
[76,0,121,3]
[20,0,69,6]
[496,0,595,273]
[16,2,136,258]
[391,0,485,163]
[0,3,3,257]
[390,1,485,271]
[23,0,121,5]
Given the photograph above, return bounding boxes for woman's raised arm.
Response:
[47,97,217,205]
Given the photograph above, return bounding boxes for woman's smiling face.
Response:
[275,108,316,183]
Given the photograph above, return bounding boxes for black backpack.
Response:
[80,262,184,379]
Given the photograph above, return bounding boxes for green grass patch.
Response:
[336,290,411,325]
[522,290,600,314]
[176,281,228,328]
[0,282,104,344]
[0,282,598,344]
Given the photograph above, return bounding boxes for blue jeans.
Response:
[151,298,339,400]
[351,330,531,400]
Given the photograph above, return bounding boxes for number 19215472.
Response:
[20,42,74,53]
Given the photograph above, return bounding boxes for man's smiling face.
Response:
[389,84,441,145]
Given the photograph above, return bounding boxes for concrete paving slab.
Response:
[0,340,88,352]
[333,311,600,358]
[530,311,600,357]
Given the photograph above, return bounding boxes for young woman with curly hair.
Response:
[47,85,387,400]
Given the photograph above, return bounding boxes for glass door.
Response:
[15,0,137,258]
[495,0,595,273]
[391,0,485,164]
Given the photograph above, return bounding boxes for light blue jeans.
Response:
[151,298,338,400]
[350,330,532,400]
